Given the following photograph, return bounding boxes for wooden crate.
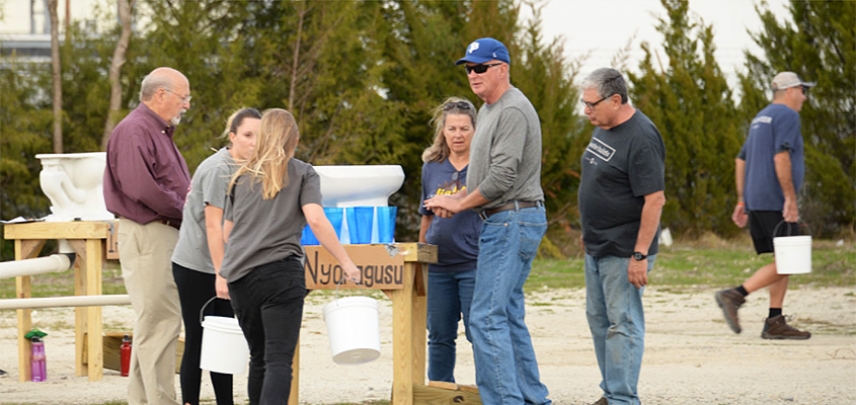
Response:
[84,332,184,374]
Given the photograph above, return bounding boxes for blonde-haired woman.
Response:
[220,108,360,404]
[172,107,260,405]
[418,97,481,383]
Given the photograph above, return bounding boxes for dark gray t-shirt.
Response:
[579,110,665,258]
[220,158,322,283]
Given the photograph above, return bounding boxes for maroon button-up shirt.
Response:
[103,103,191,228]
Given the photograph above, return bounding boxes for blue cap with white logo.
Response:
[456,38,511,65]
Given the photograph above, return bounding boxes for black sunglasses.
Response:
[465,63,503,74]
[444,101,472,111]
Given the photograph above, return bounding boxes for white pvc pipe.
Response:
[0,254,73,279]
[0,294,131,310]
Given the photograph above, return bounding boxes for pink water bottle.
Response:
[30,337,47,382]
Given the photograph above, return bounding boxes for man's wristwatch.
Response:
[632,251,647,261]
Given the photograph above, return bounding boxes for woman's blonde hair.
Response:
[421,97,477,163]
[230,108,300,200]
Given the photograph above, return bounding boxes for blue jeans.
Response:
[470,206,551,405]
[584,254,656,405]
[427,269,475,383]
[229,257,305,405]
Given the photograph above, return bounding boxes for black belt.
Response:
[155,218,180,230]
[480,200,543,220]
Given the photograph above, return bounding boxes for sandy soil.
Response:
[1,286,854,405]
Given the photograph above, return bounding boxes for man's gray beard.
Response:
[170,109,186,126]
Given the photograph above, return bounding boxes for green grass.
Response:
[526,239,855,292]
[2,240,853,300]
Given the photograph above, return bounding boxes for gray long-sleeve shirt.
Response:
[467,86,544,211]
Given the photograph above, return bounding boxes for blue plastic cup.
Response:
[301,224,319,246]
[376,206,397,243]
[324,207,344,240]
[347,206,374,244]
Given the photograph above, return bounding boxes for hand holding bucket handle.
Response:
[199,295,228,325]
[772,220,811,238]
[772,220,813,275]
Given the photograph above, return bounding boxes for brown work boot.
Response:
[592,397,609,405]
[761,314,812,340]
[715,288,746,333]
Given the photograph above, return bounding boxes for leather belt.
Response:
[156,219,177,228]
[480,200,543,220]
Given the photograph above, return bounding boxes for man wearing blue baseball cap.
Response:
[425,37,551,405]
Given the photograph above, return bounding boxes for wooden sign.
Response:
[304,244,405,290]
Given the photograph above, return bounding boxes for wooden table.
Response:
[3,220,119,382]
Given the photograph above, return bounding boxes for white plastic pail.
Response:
[774,235,812,274]
[200,316,249,374]
[323,297,381,365]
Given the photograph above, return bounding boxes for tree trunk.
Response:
[48,0,62,154]
[102,0,135,151]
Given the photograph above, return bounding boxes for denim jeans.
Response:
[427,269,475,383]
[584,254,656,405]
[172,263,234,405]
[470,206,551,405]
[229,257,305,405]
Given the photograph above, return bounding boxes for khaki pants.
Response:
[118,218,182,405]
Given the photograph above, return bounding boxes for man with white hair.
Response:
[103,67,192,405]
[715,71,814,341]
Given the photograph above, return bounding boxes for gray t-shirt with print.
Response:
[220,158,322,283]
[172,148,234,274]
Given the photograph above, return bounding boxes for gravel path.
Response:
[1,286,854,404]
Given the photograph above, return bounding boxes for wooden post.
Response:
[14,239,45,382]
[4,221,112,382]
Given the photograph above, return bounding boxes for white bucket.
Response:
[200,316,249,374]
[774,235,812,274]
[323,297,381,365]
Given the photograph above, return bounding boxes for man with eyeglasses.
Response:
[715,72,814,341]
[424,37,551,405]
[103,67,192,405]
[578,68,665,405]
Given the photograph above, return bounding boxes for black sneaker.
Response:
[715,288,746,334]
[0,368,7,378]
[761,314,812,340]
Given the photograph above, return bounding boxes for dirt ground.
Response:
[1,286,854,405]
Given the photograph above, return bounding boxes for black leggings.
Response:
[172,262,235,405]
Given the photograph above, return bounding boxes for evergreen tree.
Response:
[740,0,855,237]
[628,0,744,237]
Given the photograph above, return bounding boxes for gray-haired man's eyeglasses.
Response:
[164,88,192,103]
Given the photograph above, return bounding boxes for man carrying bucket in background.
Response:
[715,71,814,340]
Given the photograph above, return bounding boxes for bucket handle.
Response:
[199,296,227,326]
[772,220,811,238]
[333,275,366,301]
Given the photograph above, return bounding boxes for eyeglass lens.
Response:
[465,63,500,74]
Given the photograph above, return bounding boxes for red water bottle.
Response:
[120,334,132,377]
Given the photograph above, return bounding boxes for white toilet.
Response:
[314,165,405,243]
[36,152,113,222]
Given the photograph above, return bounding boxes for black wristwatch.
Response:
[632,251,647,261]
